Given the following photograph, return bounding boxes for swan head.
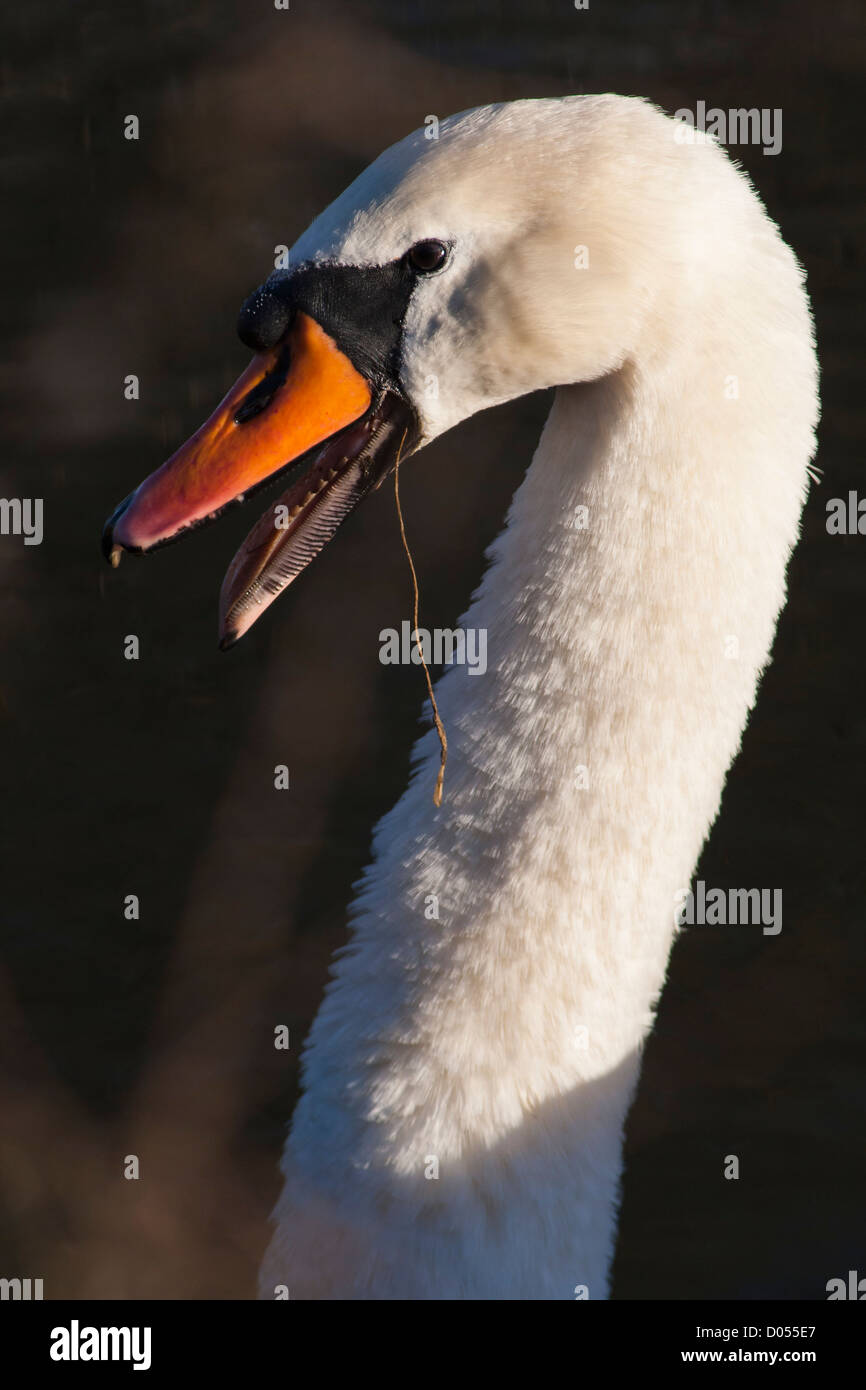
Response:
[101,96,695,643]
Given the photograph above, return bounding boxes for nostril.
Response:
[233,342,292,425]
[234,382,277,424]
[237,287,292,351]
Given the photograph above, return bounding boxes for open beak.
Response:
[102,310,416,646]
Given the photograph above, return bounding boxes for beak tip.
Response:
[218,630,239,653]
[102,491,137,566]
[101,524,122,568]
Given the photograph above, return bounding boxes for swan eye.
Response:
[408,239,449,273]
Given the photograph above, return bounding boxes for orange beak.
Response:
[104,312,372,555]
[102,306,417,646]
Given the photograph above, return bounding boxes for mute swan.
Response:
[102,95,819,1299]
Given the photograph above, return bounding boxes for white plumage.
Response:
[260,95,819,1299]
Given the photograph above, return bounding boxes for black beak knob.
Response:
[237,286,292,351]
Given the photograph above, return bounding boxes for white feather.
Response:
[260,95,819,1300]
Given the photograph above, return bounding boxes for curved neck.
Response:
[264,321,813,1300]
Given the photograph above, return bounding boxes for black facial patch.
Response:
[237,255,418,394]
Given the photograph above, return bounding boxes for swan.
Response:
[102,94,819,1299]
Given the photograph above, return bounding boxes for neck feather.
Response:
[263,261,816,1301]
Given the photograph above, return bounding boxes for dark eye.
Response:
[408,239,449,273]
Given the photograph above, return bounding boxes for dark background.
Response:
[0,0,863,1298]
